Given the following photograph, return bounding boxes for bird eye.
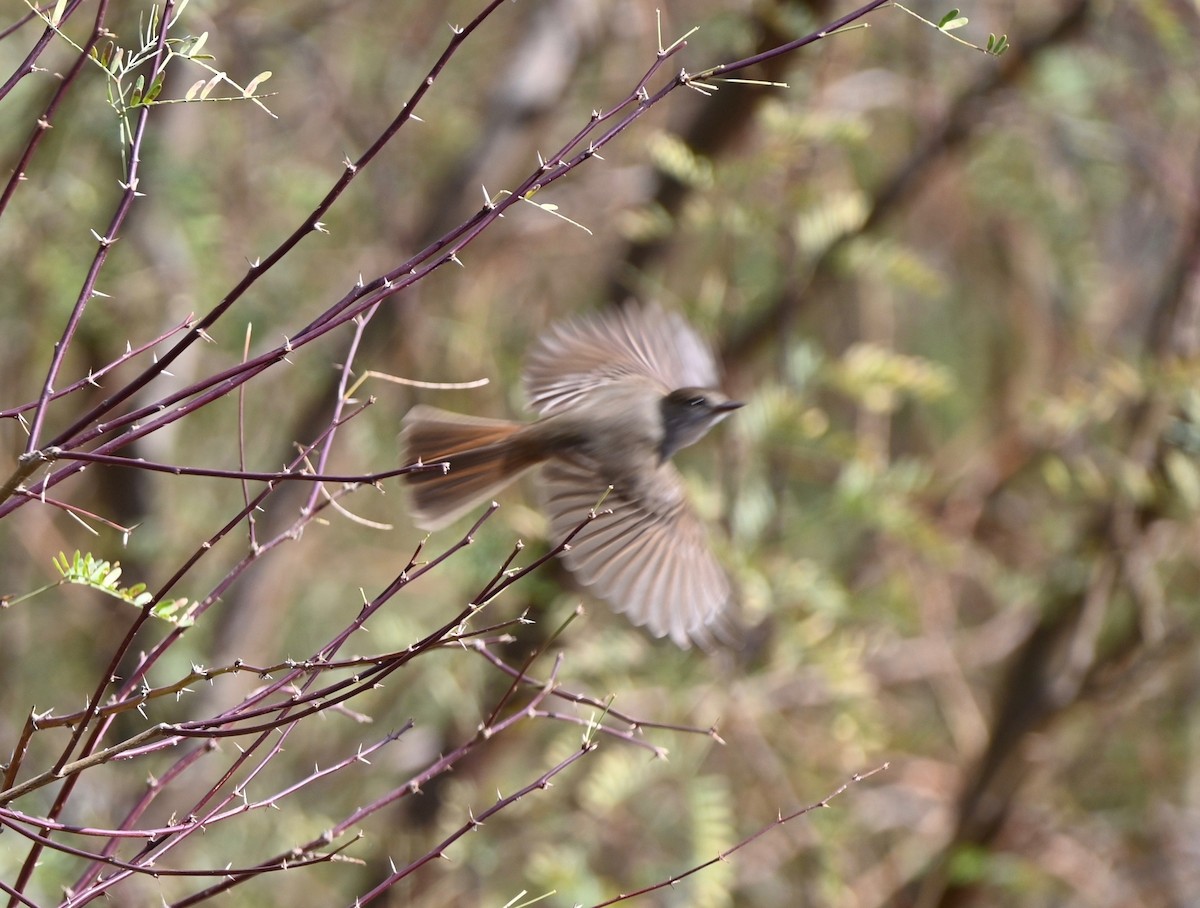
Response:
[687,395,707,407]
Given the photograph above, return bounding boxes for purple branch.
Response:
[0,400,371,903]
[22,0,173,456]
[0,6,53,43]
[0,1,110,217]
[356,742,597,905]
[0,316,193,419]
[44,445,437,485]
[30,1,515,463]
[588,764,891,907]
[700,0,891,79]
[0,812,341,878]
[470,642,722,743]
[79,741,216,891]
[0,0,88,100]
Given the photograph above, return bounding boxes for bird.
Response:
[399,303,741,647]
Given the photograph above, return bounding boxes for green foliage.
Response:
[688,775,736,908]
[893,3,1009,56]
[986,32,1010,56]
[52,550,192,624]
[647,130,716,190]
[78,0,274,161]
[828,342,954,414]
[937,9,969,32]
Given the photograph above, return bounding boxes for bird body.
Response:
[401,304,740,647]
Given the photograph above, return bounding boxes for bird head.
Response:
[659,387,743,461]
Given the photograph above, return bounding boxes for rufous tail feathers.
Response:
[400,405,539,531]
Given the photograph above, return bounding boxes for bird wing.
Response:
[539,455,732,648]
[522,304,720,416]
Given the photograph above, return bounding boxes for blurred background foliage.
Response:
[2,0,1199,905]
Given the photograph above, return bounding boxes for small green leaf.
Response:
[937,8,961,28]
[152,598,194,626]
[52,551,184,617]
[939,16,969,32]
[144,75,165,104]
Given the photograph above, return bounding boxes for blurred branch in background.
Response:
[724,0,1091,368]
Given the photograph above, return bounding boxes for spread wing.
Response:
[523,304,720,416]
[540,456,732,648]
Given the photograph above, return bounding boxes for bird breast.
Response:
[516,384,666,485]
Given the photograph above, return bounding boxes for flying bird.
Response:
[400,304,741,647]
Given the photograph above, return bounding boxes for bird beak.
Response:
[715,400,744,413]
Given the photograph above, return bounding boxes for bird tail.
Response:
[400,405,540,531]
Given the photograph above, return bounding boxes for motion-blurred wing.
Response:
[540,456,732,648]
[523,304,720,416]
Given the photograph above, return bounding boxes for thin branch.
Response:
[590,764,891,907]
[21,0,168,456]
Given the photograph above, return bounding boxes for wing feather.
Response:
[540,457,731,647]
[523,304,720,416]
